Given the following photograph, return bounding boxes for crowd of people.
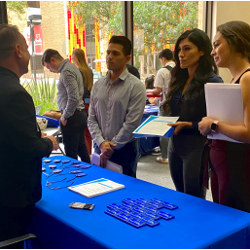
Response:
[0,19,249,245]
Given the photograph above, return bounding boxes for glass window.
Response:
[133,1,205,80]
[7,1,123,80]
[6,1,123,113]
[6,1,204,112]
[7,1,58,113]
[68,1,123,78]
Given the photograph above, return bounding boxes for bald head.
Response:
[0,24,21,61]
[0,24,30,77]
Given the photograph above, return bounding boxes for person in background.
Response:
[198,21,250,212]
[72,48,93,156]
[147,49,175,164]
[0,24,58,247]
[146,49,175,97]
[88,36,146,177]
[126,64,140,79]
[162,28,223,198]
[145,75,157,105]
[42,49,90,163]
[145,75,155,89]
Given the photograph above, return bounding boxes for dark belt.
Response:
[60,108,83,114]
[76,108,83,112]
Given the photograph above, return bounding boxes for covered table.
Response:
[140,105,160,155]
[30,155,250,249]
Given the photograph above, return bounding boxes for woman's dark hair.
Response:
[217,21,250,62]
[163,28,218,114]
[145,75,155,89]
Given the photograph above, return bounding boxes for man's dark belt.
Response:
[60,108,83,114]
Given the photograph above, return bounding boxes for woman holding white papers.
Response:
[162,29,222,198]
[199,21,250,212]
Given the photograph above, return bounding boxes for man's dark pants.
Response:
[60,109,90,163]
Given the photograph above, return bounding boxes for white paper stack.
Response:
[133,115,179,138]
[205,83,244,143]
[68,178,125,198]
[91,153,123,174]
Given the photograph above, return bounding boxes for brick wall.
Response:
[40,1,67,58]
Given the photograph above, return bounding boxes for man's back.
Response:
[0,66,52,207]
[57,59,84,114]
[0,23,58,246]
[154,61,175,91]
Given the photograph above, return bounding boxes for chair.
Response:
[43,127,65,155]
[0,233,37,248]
[51,128,65,155]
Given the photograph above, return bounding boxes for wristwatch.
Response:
[211,120,219,132]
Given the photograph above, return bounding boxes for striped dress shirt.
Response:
[57,59,84,120]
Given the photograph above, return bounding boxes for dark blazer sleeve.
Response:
[191,74,224,130]
[2,86,53,158]
[0,74,53,207]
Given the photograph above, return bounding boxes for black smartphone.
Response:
[69,202,95,210]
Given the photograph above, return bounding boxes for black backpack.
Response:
[163,65,173,71]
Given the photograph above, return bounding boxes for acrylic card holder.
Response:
[104,198,178,228]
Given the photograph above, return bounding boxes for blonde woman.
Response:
[72,48,93,155]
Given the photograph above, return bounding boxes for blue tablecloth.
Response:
[142,105,159,123]
[30,155,250,249]
[36,114,59,128]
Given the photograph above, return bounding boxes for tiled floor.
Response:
[137,152,175,190]
[137,151,213,202]
[52,144,213,202]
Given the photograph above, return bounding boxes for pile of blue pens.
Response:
[105,198,178,228]
[42,158,91,190]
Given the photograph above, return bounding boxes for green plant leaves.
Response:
[22,77,58,115]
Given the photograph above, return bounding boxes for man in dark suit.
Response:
[0,24,58,247]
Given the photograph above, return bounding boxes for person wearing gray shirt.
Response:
[42,49,90,163]
[88,36,146,177]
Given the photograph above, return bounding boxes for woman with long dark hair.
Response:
[163,28,222,198]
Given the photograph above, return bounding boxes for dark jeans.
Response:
[168,134,206,198]
[94,139,139,178]
[0,205,34,248]
[160,137,169,159]
[60,109,90,163]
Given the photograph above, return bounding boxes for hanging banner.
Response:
[94,19,101,72]
[67,2,86,61]
[34,25,43,54]
[23,25,43,55]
